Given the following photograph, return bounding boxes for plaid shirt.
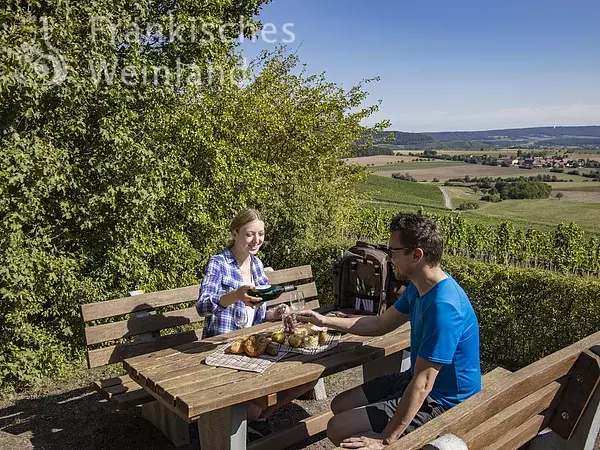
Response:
[196,248,270,338]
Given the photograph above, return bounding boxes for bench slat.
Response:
[266,265,313,285]
[85,282,318,347]
[112,388,156,410]
[80,265,314,323]
[81,285,200,322]
[482,414,546,450]
[87,329,204,368]
[84,306,202,346]
[462,381,559,449]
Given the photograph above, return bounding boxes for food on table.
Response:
[271,330,286,344]
[318,330,328,344]
[282,313,298,334]
[287,334,304,348]
[265,343,279,356]
[243,334,269,357]
[303,335,319,349]
[230,339,245,354]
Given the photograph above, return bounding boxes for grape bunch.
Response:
[282,313,298,334]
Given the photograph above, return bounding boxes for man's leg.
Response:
[327,406,373,446]
[330,385,370,414]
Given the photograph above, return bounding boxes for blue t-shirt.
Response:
[394,275,481,409]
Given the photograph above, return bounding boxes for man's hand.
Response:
[270,304,290,321]
[340,432,385,449]
[295,309,326,327]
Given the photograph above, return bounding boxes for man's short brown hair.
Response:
[389,213,444,266]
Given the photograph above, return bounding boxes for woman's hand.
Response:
[236,285,262,308]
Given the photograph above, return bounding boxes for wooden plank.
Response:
[87,328,203,368]
[249,370,509,450]
[253,393,277,410]
[549,349,600,440]
[81,285,200,322]
[127,323,283,382]
[482,414,546,450]
[248,410,333,450]
[462,381,560,449]
[266,282,318,307]
[84,306,202,345]
[160,328,401,402]
[267,265,313,285]
[383,330,600,450]
[81,265,313,323]
[158,332,383,406]
[111,388,156,410]
[178,328,411,418]
[123,322,278,377]
[119,296,323,372]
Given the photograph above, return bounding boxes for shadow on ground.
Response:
[0,383,332,450]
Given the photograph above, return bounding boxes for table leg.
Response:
[197,403,247,450]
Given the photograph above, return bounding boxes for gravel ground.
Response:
[0,367,364,450]
[1,366,598,450]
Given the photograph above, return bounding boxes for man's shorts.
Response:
[361,370,446,434]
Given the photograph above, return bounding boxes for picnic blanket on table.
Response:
[204,333,341,373]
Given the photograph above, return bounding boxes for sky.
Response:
[239,0,600,132]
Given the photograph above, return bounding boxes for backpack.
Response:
[333,241,408,315]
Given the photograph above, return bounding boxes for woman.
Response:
[196,207,287,338]
[196,208,314,435]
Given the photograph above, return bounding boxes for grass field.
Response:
[368,160,466,171]
[360,180,600,236]
[466,199,600,234]
[357,174,446,210]
[551,182,600,191]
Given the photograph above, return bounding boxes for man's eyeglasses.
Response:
[386,246,413,258]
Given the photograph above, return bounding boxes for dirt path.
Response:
[438,186,453,210]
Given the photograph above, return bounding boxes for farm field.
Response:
[344,155,420,166]
[356,174,446,209]
[551,182,600,191]
[466,199,600,234]
[376,164,528,180]
[368,160,466,171]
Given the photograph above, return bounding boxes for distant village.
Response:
[497,155,583,168]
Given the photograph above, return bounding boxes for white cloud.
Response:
[368,104,600,132]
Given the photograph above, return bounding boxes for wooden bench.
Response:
[330,330,600,450]
[249,366,513,450]
[80,264,323,446]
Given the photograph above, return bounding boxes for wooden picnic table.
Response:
[123,312,411,450]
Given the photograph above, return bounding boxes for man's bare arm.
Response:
[296,306,409,336]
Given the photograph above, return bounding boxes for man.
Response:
[297,213,481,449]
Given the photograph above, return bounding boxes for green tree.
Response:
[0,1,387,392]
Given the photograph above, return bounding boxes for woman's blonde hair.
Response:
[227,208,263,248]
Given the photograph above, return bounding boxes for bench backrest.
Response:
[80,264,318,369]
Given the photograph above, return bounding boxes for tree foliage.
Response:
[0,0,388,392]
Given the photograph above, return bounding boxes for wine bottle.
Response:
[247,284,297,302]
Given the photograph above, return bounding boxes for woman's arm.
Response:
[196,256,227,316]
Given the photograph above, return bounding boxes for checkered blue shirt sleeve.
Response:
[196,255,228,317]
